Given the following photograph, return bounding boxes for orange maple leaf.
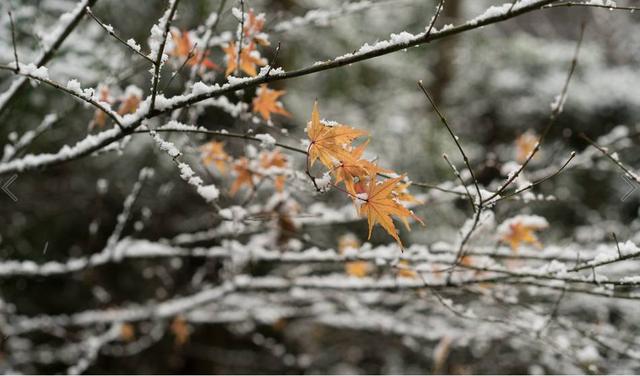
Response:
[252,84,291,121]
[307,102,368,170]
[222,41,267,77]
[332,140,391,195]
[243,9,269,46]
[501,221,544,251]
[230,157,257,196]
[92,85,111,129]
[515,130,539,163]
[120,323,135,342]
[200,141,230,175]
[117,87,142,116]
[170,315,190,346]
[338,233,373,278]
[260,150,288,192]
[396,259,418,279]
[345,261,371,278]
[170,29,220,71]
[356,176,423,248]
[392,182,423,205]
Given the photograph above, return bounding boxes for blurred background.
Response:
[1,0,640,373]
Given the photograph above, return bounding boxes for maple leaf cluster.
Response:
[168,10,290,124]
[306,102,423,248]
[222,9,270,76]
[199,141,289,196]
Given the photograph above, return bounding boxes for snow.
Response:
[258,66,285,76]
[191,81,211,96]
[0,128,122,174]
[177,163,203,186]
[151,131,181,158]
[123,85,142,98]
[469,4,512,25]
[497,214,549,237]
[148,25,166,60]
[227,75,255,85]
[272,1,373,32]
[316,172,332,191]
[469,1,547,26]
[587,0,617,6]
[197,184,220,202]
[126,38,142,52]
[255,133,276,149]
[335,31,418,61]
[147,0,177,61]
[66,79,82,93]
[219,206,248,232]
[20,63,49,80]
[576,345,600,363]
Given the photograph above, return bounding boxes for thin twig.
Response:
[8,9,19,73]
[134,127,308,155]
[85,7,155,64]
[482,22,585,205]
[508,0,520,13]
[425,0,445,37]
[265,42,281,76]
[165,42,198,89]
[417,80,485,278]
[544,2,640,11]
[417,80,482,207]
[612,232,622,258]
[490,151,576,204]
[580,132,640,184]
[411,180,470,196]
[236,0,245,76]
[442,153,475,212]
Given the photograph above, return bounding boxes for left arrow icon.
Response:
[2,174,18,202]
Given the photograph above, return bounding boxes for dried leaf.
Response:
[117,91,141,116]
[252,84,291,121]
[230,157,257,196]
[170,315,190,346]
[307,102,367,170]
[260,150,288,192]
[396,259,418,279]
[200,141,230,175]
[501,221,545,251]
[91,85,111,129]
[170,29,220,71]
[222,41,266,77]
[243,9,269,46]
[515,130,539,163]
[356,176,423,248]
[120,323,135,342]
[338,233,373,278]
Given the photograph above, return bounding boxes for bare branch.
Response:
[150,0,181,113]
